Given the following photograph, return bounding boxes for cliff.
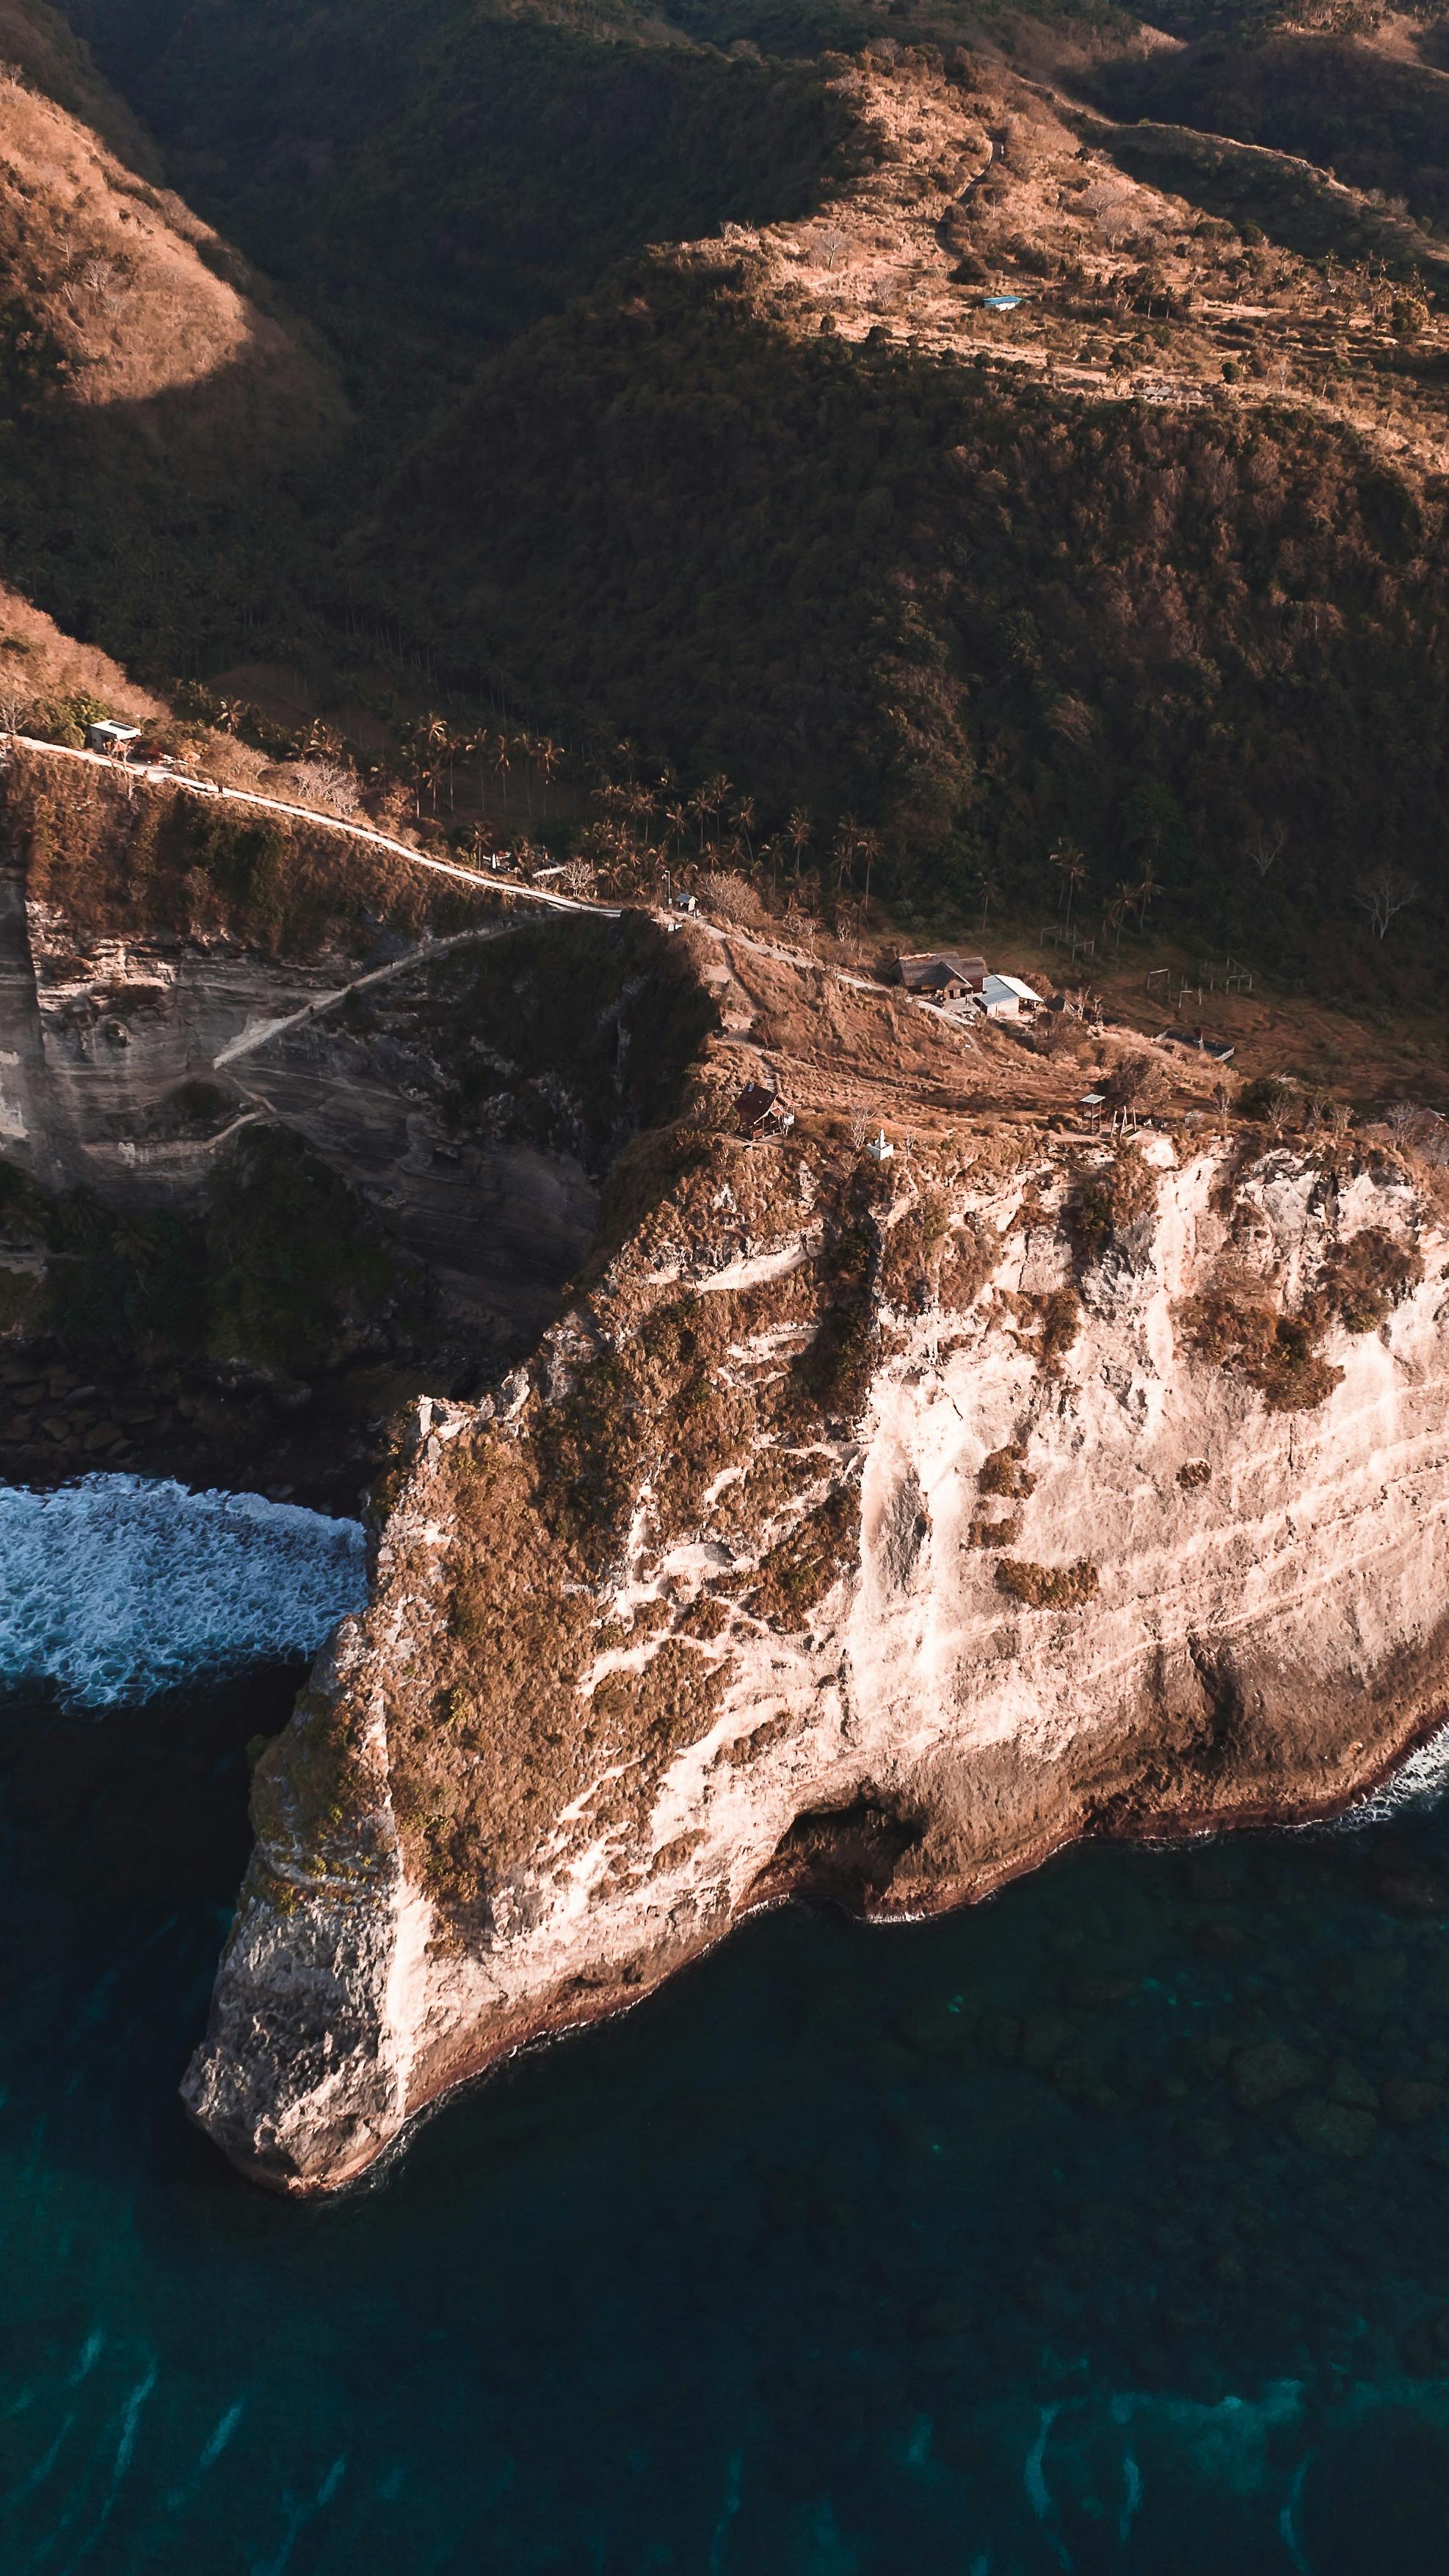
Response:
[182,925,1449,2191]
[0,754,706,1499]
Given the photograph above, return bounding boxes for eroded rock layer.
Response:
[183,929,1449,2191]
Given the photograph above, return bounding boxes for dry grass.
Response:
[0,79,345,460]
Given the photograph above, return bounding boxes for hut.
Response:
[735,1082,794,1140]
[896,951,986,1002]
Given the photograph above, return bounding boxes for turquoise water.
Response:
[4,1657,1449,2573]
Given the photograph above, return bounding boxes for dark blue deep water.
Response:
[4,1659,1449,2573]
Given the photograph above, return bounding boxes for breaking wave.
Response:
[1337,1723,1449,1827]
[0,1474,367,1710]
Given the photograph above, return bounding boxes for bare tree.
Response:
[1247,823,1285,880]
[1354,864,1419,941]
[298,757,359,814]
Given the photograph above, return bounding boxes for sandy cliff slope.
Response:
[180,923,1449,2190]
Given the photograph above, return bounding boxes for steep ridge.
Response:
[0,18,347,680]
[182,931,1449,2190]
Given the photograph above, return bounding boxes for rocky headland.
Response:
[166,911,1449,2192]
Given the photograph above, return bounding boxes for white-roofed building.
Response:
[980,972,1042,1019]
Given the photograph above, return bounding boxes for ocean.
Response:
[1,1477,1448,2573]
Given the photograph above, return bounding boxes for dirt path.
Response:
[4,734,622,921]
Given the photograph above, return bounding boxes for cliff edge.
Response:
[183,926,1449,2189]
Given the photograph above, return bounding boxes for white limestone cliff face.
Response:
[184,1135,1449,2191]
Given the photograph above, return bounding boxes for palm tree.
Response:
[1135,865,1161,926]
[493,732,513,815]
[787,806,812,881]
[857,827,881,909]
[976,868,1001,933]
[687,784,712,854]
[733,796,757,866]
[1050,840,1086,927]
[535,737,562,815]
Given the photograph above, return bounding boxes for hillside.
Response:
[0,9,348,678]
[14,0,1448,975]
[56,0,862,407]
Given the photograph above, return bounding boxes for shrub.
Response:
[978,1438,1035,1498]
[1184,1290,1343,1411]
[995,1557,1099,1609]
[1069,1147,1159,1267]
[971,1515,1021,1549]
[751,1488,858,1624]
[1036,1285,1082,1362]
[1322,1226,1423,1333]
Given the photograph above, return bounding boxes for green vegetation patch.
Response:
[0,1127,410,1373]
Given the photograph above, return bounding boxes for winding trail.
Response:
[2,734,622,920]
[4,733,985,1068]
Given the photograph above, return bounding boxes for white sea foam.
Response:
[0,1475,366,1709]
[1335,1723,1449,1827]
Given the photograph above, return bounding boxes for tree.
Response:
[1246,823,1285,880]
[0,300,69,428]
[832,816,862,895]
[787,807,812,880]
[976,868,1001,932]
[1050,840,1086,926]
[535,737,562,815]
[1354,865,1419,941]
[857,826,880,907]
